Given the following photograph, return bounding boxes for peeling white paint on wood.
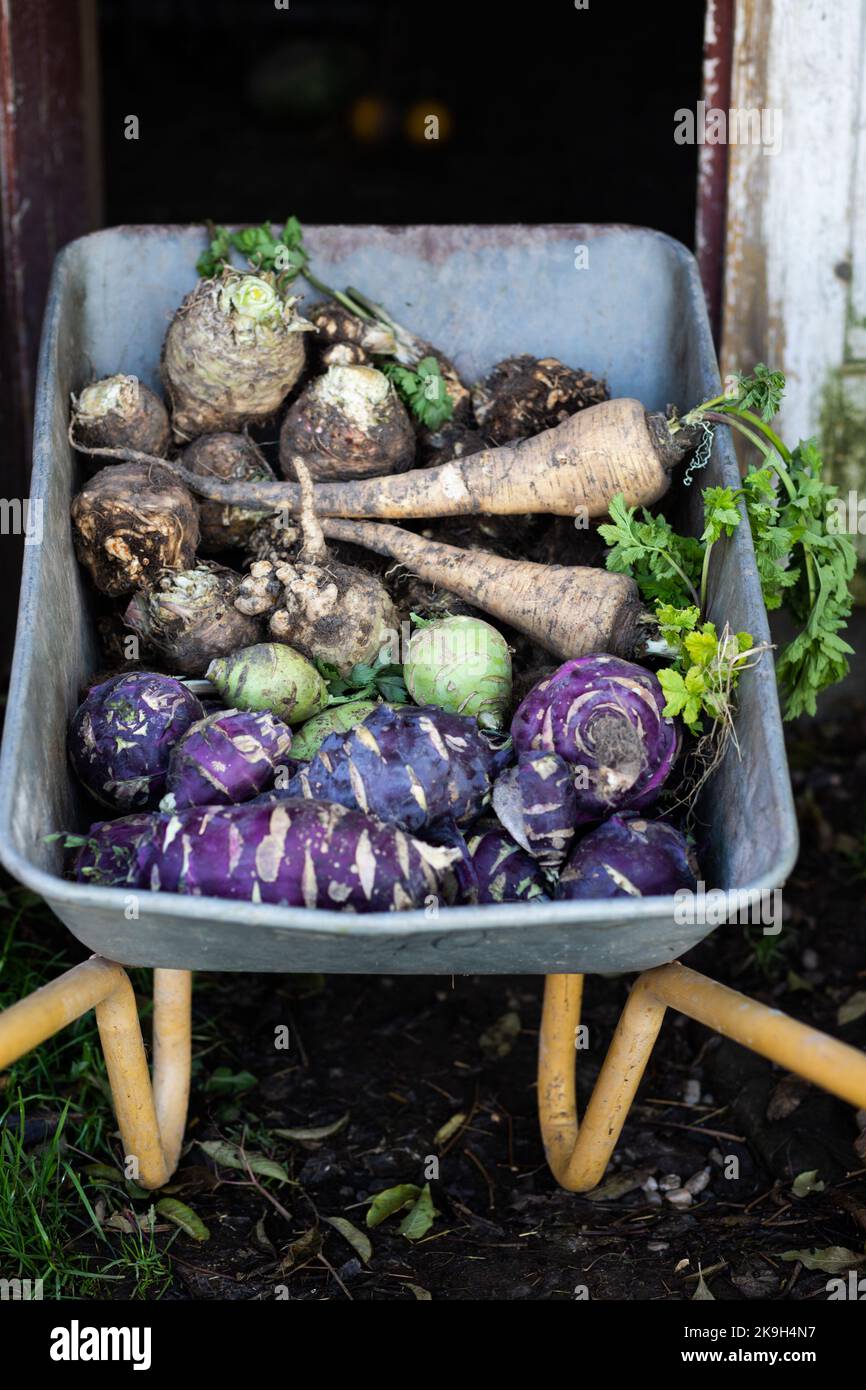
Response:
[721,0,866,447]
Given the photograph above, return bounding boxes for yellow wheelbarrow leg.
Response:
[539,971,666,1192]
[539,961,866,1194]
[0,957,191,1190]
[152,968,192,1175]
[647,962,866,1109]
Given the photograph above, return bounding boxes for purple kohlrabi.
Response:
[492,750,579,868]
[510,655,678,824]
[557,813,698,900]
[68,671,204,810]
[70,812,161,886]
[137,798,463,912]
[281,704,513,834]
[160,708,294,812]
[467,829,549,904]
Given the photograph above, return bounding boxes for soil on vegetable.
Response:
[4,694,864,1301]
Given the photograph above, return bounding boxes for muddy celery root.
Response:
[124,561,260,676]
[307,300,397,368]
[71,461,199,597]
[235,455,397,676]
[279,364,415,482]
[183,432,276,552]
[71,374,171,456]
[162,267,313,440]
[471,355,609,444]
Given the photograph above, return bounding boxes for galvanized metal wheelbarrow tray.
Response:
[0,223,798,976]
[8,225,862,1201]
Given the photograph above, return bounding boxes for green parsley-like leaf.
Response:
[196,216,310,281]
[731,363,787,421]
[598,494,703,608]
[654,613,758,735]
[196,224,233,278]
[381,356,454,430]
[655,603,700,641]
[683,628,718,669]
[761,439,856,718]
[658,667,704,732]
[701,486,742,545]
[318,654,408,706]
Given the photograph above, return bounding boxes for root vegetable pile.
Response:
[62,216,851,915]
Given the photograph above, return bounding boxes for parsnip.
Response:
[155,398,701,521]
[318,518,646,661]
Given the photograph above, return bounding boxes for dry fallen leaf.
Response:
[433,1113,467,1147]
[197,1139,292,1185]
[273,1113,349,1143]
[766,1073,810,1121]
[692,1266,715,1300]
[838,991,866,1027]
[104,1211,136,1235]
[325,1216,372,1265]
[586,1168,655,1203]
[278,1226,322,1273]
[791,1170,825,1198]
[155,1198,210,1242]
[781,1246,864,1274]
[731,1265,778,1299]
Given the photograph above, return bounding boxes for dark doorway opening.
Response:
[100,0,705,245]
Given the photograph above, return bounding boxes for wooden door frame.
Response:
[0,0,102,667]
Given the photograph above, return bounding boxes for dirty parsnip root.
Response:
[319,518,646,661]
[152,397,701,520]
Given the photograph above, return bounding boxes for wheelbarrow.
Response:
[1,224,864,1194]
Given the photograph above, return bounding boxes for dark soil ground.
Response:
[3,700,865,1302]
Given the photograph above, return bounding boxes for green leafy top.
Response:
[739,469,799,612]
[197,226,233,278]
[730,363,787,421]
[197,215,456,429]
[381,357,455,430]
[700,486,741,545]
[769,440,856,719]
[654,607,757,735]
[600,490,763,736]
[317,653,408,706]
[597,494,703,608]
[197,218,308,280]
[604,365,857,723]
